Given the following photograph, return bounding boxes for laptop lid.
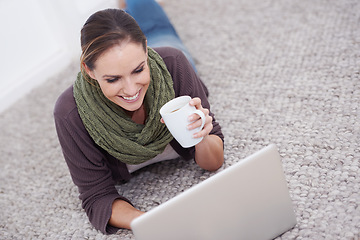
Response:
[131,144,297,240]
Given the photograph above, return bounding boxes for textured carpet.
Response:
[1,0,359,239]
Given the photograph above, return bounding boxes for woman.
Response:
[54,0,224,234]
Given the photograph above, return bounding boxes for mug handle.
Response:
[193,109,206,132]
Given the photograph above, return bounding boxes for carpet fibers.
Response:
[0,0,359,239]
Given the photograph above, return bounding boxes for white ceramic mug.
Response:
[160,96,206,148]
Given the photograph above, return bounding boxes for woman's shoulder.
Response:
[154,47,203,97]
[153,47,187,66]
[53,85,78,120]
[154,46,183,57]
[53,84,92,141]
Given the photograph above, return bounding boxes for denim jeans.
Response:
[125,0,197,71]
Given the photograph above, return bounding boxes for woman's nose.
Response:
[122,77,138,96]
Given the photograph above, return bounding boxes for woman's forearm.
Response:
[194,134,224,171]
[108,135,223,230]
[108,199,145,229]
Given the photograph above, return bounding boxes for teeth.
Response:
[123,91,139,101]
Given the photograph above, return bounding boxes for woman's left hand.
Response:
[187,97,213,139]
[159,97,223,172]
[189,97,224,172]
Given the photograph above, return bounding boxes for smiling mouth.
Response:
[121,90,140,102]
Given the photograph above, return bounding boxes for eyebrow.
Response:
[102,61,146,79]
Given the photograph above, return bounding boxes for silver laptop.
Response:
[131,144,297,240]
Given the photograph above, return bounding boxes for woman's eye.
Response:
[106,78,118,83]
[134,67,144,74]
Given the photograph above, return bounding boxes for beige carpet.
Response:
[1,0,359,239]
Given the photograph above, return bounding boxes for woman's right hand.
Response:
[109,199,145,229]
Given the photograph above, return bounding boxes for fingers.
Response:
[191,116,213,138]
[189,97,201,109]
[187,98,213,138]
[188,108,212,126]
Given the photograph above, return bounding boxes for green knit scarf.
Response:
[73,47,175,164]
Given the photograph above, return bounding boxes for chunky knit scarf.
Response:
[73,47,175,164]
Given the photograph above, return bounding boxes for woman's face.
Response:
[86,41,150,112]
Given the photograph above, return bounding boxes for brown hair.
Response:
[80,8,147,74]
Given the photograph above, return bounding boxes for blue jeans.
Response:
[125,0,197,72]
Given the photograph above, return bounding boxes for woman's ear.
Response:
[83,63,96,79]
